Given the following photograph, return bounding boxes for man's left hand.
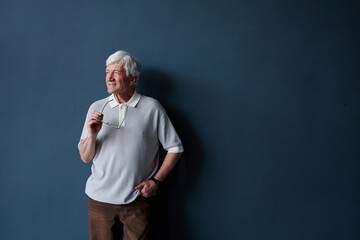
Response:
[135,180,157,198]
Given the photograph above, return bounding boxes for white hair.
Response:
[106,51,141,78]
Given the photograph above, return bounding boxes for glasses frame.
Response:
[100,99,127,129]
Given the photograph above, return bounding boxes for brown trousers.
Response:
[89,197,152,240]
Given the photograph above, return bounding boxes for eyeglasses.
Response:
[100,99,128,129]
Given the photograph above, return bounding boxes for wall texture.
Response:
[0,0,359,239]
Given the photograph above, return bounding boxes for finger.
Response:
[135,182,145,189]
[91,117,102,122]
[88,120,95,126]
[141,189,149,197]
[94,114,103,119]
[88,118,98,123]
[89,115,103,122]
[88,116,99,121]
[94,112,103,117]
[90,112,102,119]
[91,114,103,121]
[142,183,153,194]
[142,187,154,198]
[88,122,101,130]
[88,119,100,126]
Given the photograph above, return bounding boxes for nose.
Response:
[107,71,114,81]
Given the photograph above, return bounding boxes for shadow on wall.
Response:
[138,69,203,240]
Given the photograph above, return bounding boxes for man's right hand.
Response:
[87,112,103,136]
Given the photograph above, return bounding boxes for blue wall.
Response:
[1,0,359,239]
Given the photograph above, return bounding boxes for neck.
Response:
[113,89,135,104]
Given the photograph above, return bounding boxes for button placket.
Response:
[118,104,127,127]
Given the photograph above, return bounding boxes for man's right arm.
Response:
[79,112,103,164]
[79,134,97,163]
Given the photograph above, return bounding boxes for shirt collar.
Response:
[108,91,141,109]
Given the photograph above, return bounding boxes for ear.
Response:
[130,76,137,86]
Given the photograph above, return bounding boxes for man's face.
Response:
[105,63,136,95]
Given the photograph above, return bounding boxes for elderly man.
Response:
[78,50,183,240]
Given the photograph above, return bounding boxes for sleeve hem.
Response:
[166,145,184,153]
[78,138,86,150]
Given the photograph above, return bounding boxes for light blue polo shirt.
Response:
[78,92,183,204]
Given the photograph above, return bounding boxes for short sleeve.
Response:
[78,105,93,149]
[157,109,184,153]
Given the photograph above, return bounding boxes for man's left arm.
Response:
[135,152,182,198]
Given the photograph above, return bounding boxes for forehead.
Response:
[106,62,124,71]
